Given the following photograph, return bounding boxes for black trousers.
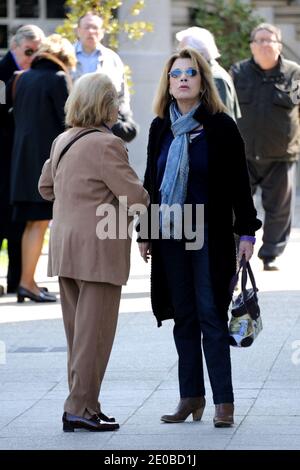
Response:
[0,206,25,291]
[248,160,297,259]
[158,230,233,404]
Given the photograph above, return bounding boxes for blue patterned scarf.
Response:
[159,102,199,238]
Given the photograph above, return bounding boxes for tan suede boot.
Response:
[213,403,234,427]
[161,397,206,423]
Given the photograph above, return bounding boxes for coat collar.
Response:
[249,55,284,76]
[31,52,69,74]
[192,102,214,126]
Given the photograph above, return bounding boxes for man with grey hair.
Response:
[176,26,240,121]
[231,23,300,271]
[0,24,44,295]
[73,12,138,143]
[1,25,45,80]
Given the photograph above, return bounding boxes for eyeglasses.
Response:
[24,48,36,57]
[168,68,199,79]
[252,39,280,45]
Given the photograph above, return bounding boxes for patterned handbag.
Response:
[229,256,262,347]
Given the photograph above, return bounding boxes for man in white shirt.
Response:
[73,12,138,142]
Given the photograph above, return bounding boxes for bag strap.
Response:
[56,129,102,170]
[241,257,257,295]
[229,255,258,298]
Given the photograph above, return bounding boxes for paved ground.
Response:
[0,192,300,450]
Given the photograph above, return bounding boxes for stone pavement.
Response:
[0,193,300,450]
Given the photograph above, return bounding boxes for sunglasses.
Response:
[24,48,36,57]
[168,68,198,79]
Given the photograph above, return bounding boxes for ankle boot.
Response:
[213,403,234,427]
[161,397,206,423]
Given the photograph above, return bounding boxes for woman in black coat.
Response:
[138,47,261,427]
[10,34,76,303]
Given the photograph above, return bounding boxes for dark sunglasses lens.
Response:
[24,49,35,56]
[169,69,181,78]
[186,68,197,77]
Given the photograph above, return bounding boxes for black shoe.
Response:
[97,411,116,423]
[263,258,279,271]
[62,412,119,432]
[17,286,56,303]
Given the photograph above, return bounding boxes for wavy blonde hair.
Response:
[37,34,76,69]
[65,72,118,128]
[153,47,226,118]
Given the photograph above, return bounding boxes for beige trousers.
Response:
[59,277,121,417]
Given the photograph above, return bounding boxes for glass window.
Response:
[15,0,39,18]
[46,0,66,18]
[0,0,7,17]
[0,24,7,48]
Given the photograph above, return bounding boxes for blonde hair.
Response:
[37,34,76,69]
[153,47,226,118]
[65,72,118,128]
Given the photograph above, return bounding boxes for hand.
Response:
[238,240,254,262]
[138,242,151,263]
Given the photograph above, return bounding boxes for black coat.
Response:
[10,53,70,203]
[0,51,18,212]
[142,104,262,327]
[0,50,17,84]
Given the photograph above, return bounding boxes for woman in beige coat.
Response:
[39,72,149,432]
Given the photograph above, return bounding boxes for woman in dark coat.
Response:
[10,34,76,303]
[138,47,261,427]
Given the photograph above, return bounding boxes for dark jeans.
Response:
[158,231,233,404]
[248,160,297,259]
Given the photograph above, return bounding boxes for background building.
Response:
[1,0,300,181]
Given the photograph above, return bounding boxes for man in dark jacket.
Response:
[0,24,44,294]
[231,23,300,271]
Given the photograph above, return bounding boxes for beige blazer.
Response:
[39,126,149,285]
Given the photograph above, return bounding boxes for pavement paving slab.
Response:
[0,192,300,450]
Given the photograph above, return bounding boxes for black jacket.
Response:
[142,104,261,327]
[0,51,18,211]
[10,53,70,203]
[0,50,17,84]
[231,56,300,162]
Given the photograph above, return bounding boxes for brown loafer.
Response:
[161,397,206,423]
[213,403,234,427]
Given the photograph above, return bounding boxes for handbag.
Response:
[228,256,262,347]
